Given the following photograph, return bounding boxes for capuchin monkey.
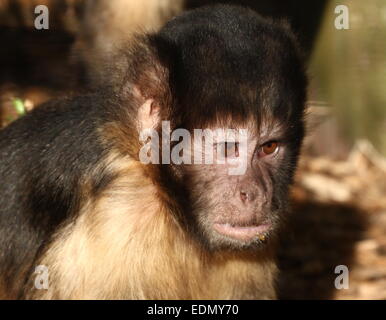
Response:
[0,5,307,299]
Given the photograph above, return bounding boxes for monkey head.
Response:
[121,5,307,250]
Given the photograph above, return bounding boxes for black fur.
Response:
[153,5,306,130]
[0,95,114,296]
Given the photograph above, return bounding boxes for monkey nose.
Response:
[239,190,256,203]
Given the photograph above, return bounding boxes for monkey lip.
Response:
[213,222,271,241]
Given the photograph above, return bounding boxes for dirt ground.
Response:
[279,143,386,299]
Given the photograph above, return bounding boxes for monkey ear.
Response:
[137,98,160,131]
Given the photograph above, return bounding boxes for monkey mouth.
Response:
[213,222,271,242]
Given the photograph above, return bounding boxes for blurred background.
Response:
[0,0,385,299]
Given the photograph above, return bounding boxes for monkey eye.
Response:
[259,141,279,157]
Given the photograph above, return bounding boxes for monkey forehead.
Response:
[158,5,301,79]
[190,119,284,141]
[155,8,306,128]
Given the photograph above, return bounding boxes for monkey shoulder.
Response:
[0,94,114,272]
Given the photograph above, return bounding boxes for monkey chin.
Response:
[202,221,275,251]
[213,222,271,242]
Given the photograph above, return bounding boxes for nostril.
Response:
[240,190,256,202]
[240,191,248,202]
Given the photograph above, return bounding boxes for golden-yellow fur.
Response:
[24,153,277,299]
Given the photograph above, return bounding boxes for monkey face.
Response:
[176,120,297,251]
[132,5,307,251]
